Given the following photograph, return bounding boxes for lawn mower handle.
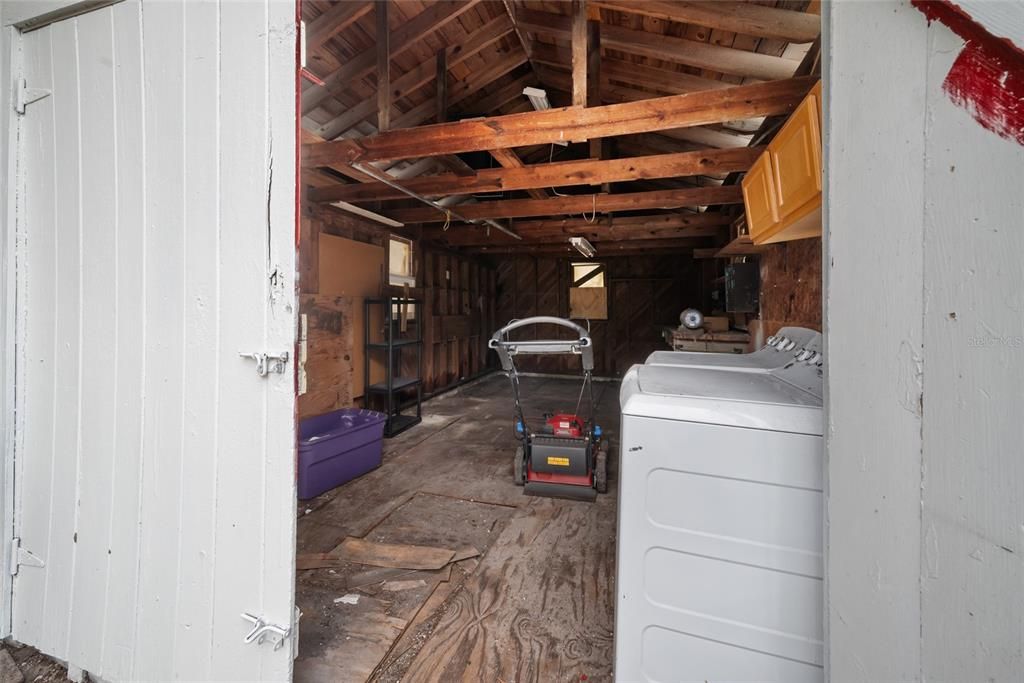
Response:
[488,317,594,372]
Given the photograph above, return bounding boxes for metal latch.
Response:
[9,538,45,576]
[241,613,291,651]
[15,78,51,115]
[238,351,289,377]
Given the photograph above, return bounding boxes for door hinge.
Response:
[238,351,289,377]
[14,78,51,115]
[9,538,45,576]
[240,612,293,651]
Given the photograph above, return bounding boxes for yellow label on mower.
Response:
[547,456,570,466]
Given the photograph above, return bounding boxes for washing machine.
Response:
[646,326,822,371]
[614,344,824,682]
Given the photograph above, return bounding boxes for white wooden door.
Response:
[9,1,298,680]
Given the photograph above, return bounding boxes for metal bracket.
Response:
[241,613,291,651]
[15,78,51,115]
[238,351,289,377]
[10,538,45,576]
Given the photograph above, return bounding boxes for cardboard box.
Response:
[703,316,730,333]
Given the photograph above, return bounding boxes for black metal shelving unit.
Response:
[364,297,422,437]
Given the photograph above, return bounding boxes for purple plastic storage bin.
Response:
[298,408,387,499]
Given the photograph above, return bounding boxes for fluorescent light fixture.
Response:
[523,87,568,146]
[570,237,597,258]
[331,201,404,228]
[523,86,551,110]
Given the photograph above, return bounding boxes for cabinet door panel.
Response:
[741,152,780,241]
[770,96,822,220]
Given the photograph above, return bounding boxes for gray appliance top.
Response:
[621,336,824,435]
[645,326,822,372]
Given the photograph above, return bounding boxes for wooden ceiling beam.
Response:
[305,1,374,52]
[303,0,482,115]
[533,68,753,149]
[308,146,763,203]
[429,214,727,246]
[423,214,729,242]
[312,13,515,139]
[488,148,549,201]
[466,236,711,255]
[591,1,820,44]
[382,186,743,224]
[303,76,815,166]
[516,8,797,81]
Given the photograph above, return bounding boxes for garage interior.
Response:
[296,1,823,680]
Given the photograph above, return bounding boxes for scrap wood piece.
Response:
[334,536,456,570]
[348,564,454,591]
[296,552,346,571]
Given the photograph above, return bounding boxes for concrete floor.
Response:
[294,373,621,682]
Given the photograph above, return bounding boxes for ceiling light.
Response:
[523,86,551,110]
[570,237,596,258]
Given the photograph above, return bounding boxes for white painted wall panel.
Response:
[8,2,297,680]
[824,3,927,677]
[826,1,1024,680]
[919,23,1024,681]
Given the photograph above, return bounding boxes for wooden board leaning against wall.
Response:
[298,203,497,420]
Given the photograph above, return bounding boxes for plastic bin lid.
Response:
[299,408,386,443]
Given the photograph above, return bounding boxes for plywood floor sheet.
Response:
[295,375,621,682]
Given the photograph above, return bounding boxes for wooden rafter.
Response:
[313,13,515,139]
[591,1,821,44]
[517,8,798,81]
[308,147,763,203]
[305,1,373,53]
[303,76,815,166]
[383,186,743,224]
[303,0,482,115]
[530,41,731,95]
[467,73,538,120]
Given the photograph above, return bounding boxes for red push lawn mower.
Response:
[489,317,608,502]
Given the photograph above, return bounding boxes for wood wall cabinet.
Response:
[743,80,822,244]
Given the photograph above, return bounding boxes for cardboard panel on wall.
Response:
[318,234,386,397]
[569,287,608,320]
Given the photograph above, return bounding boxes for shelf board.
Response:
[385,414,421,437]
[367,377,422,393]
[714,235,772,257]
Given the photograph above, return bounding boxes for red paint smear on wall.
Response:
[912,0,1024,146]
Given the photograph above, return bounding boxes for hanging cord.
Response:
[549,144,570,197]
[582,194,598,223]
[441,210,451,232]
